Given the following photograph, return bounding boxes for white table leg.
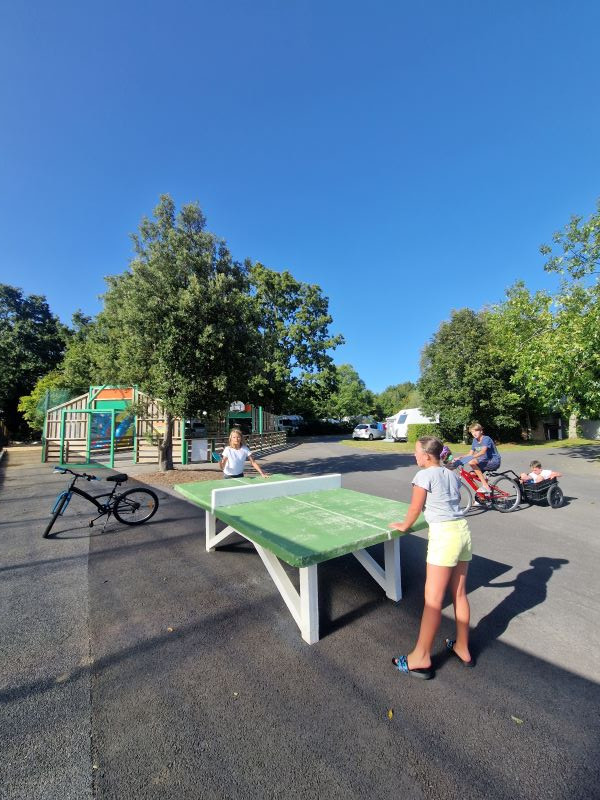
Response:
[205,510,236,552]
[383,537,402,601]
[352,537,402,601]
[299,565,319,644]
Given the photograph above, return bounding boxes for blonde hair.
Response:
[228,428,245,448]
[469,423,483,434]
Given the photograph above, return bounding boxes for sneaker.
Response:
[477,487,491,495]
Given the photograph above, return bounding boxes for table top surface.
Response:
[174,474,426,567]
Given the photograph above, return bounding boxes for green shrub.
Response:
[407,423,442,443]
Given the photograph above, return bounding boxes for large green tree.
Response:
[418,308,526,441]
[491,280,600,438]
[248,263,343,414]
[489,202,600,439]
[86,195,343,468]
[0,285,66,436]
[90,195,262,468]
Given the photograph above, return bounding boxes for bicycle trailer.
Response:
[520,477,564,508]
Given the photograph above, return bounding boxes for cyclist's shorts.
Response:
[478,455,500,471]
[427,518,472,567]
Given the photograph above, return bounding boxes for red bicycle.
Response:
[450,460,521,513]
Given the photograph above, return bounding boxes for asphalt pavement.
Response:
[1,439,599,800]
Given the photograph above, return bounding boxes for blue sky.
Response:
[1,1,599,394]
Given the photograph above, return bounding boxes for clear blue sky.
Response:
[1,1,599,393]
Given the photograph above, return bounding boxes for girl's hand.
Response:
[388,521,410,532]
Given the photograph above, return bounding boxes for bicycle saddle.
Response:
[106,473,129,483]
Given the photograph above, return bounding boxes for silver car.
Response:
[352,423,385,440]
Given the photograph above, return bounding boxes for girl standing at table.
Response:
[389,435,473,679]
[220,428,268,479]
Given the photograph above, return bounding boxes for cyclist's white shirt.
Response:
[222,445,251,476]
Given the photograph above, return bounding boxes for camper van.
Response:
[276,415,303,434]
[385,408,439,442]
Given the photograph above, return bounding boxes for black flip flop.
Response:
[445,638,475,668]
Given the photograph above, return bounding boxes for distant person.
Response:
[220,429,268,479]
[388,435,474,680]
[455,423,500,494]
[519,460,562,484]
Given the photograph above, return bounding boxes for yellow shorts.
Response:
[426,518,472,567]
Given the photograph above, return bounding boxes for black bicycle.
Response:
[44,467,159,538]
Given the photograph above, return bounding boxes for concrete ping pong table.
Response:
[174,474,426,644]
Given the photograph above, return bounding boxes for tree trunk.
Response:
[568,412,578,440]
[158,411,174,471]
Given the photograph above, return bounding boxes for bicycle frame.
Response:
[453,461,521,512]
[53,472,121,522]
[456,465,490,496]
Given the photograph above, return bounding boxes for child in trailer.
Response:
[220,428,269,479]
[519,460,562,484]
[389,436,474,679]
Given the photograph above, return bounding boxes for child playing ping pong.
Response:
[220,428,268,479]
[388,435,473,679]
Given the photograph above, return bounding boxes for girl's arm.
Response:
[249,455,268,478]
[388,485,427,532]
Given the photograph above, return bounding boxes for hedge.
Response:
[407,423,442,443]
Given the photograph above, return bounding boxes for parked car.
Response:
[352,423,385,440]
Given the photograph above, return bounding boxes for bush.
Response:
[296,419,353,436]
[407,423,442,443]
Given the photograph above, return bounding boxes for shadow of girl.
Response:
[472,556,569,655]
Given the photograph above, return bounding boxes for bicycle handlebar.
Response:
[53,467,98,481]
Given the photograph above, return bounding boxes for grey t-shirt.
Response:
[413,466,464,523]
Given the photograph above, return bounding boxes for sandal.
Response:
[391,655,433,680]
[445,638,475,668]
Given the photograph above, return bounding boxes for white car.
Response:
[352,423,385,440]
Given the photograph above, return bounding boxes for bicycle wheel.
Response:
[459,483,473,514]
[490,476,521,513]
[547,484,564,508]
[43,494,68,538]
[113,488,159,525]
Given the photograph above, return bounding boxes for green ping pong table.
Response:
[174,473,426,644]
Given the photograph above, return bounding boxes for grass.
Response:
[340,437,600,454]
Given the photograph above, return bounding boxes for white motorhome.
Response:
[276,415,303,434]
[385,408,439,442]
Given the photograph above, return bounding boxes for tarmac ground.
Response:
[1,439,599,800]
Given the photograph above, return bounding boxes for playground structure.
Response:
[43,387,283,468]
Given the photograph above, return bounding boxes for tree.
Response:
[17,311,96,434]
[491,281,600,438]
[418,308,526,441]
[327,364,375,420]
[541,198,600,279]
[89,195,263,469]
[0,285,66,436]
[376,382,419,418]
[248,263,344,414]
[489,201,600,439]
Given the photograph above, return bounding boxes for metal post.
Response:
[109,409,116,468]
[60,409,66,465]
